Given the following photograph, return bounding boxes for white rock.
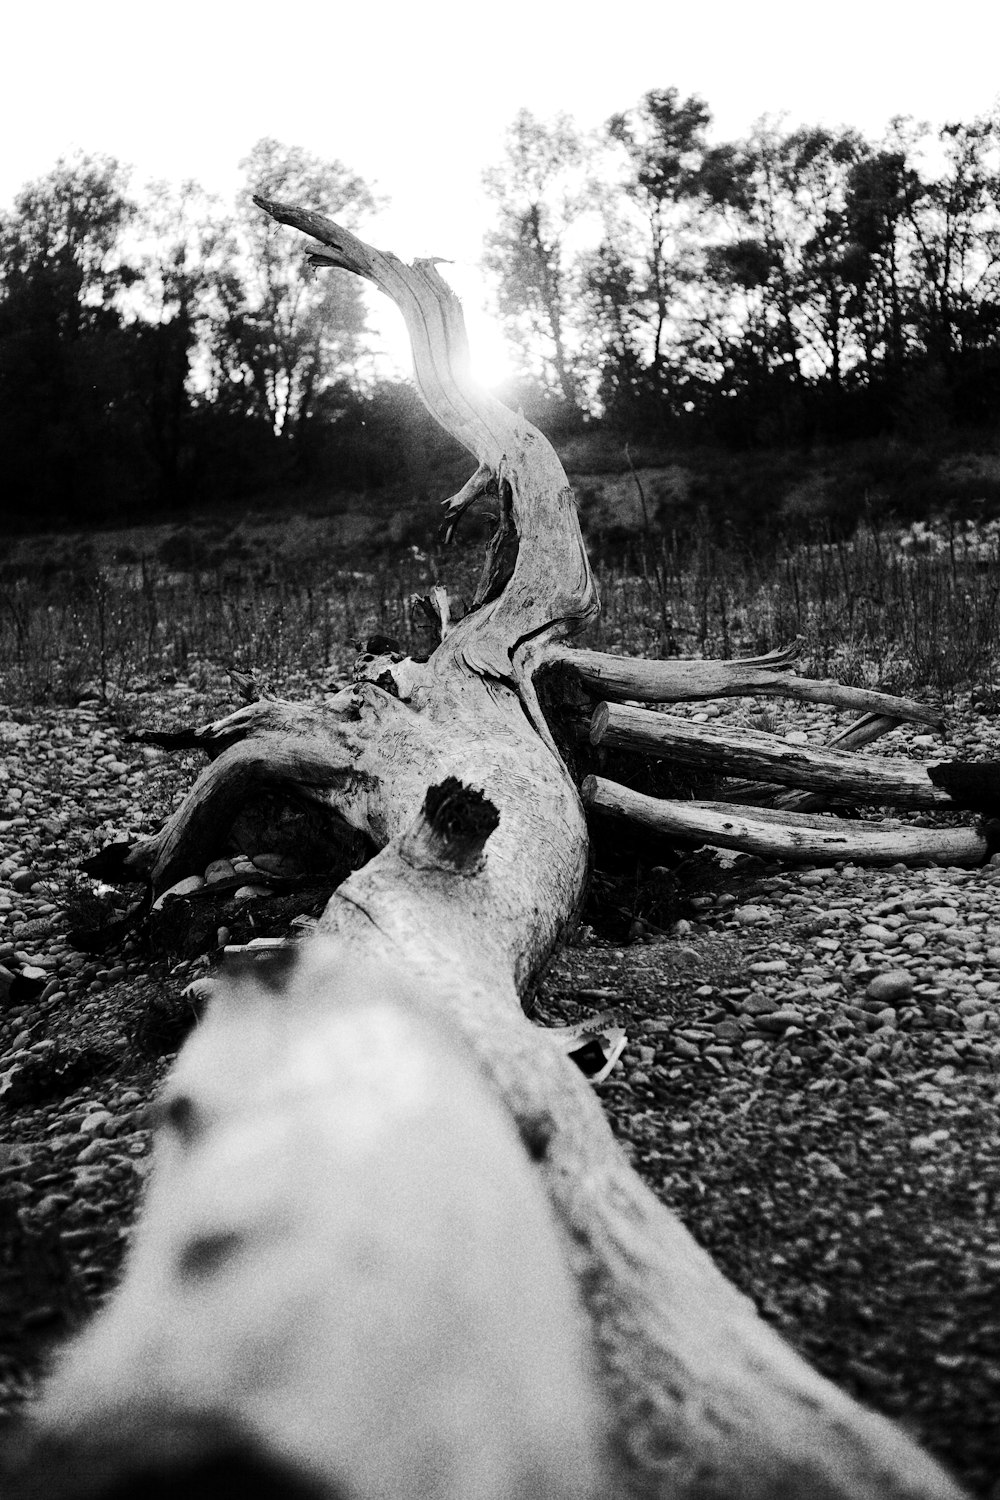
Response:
[233,884,271,902]
[734,905,772,926]
[161,874,205,900]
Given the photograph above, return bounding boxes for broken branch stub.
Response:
[399,778,500,874]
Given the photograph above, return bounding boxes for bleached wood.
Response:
[22,211,966,1500]
[591,701,957,809]
[583,775,988,866]
[554,645,943,728]
[723,712,938,809]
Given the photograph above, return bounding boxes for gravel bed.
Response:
[0,683,999,1494]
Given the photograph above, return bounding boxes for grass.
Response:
[586,518,1000,698]
[1,512,998,708]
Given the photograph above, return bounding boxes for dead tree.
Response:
[13,205,988,1500]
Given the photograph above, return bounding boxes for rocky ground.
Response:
[0,677,998,1496]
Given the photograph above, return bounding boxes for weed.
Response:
[1,515,997,707]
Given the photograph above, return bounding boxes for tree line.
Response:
[1,99,998,531]
[0,139,462,529]
[484,95,1000,446]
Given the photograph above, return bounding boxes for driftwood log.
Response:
[9,203,992,1500]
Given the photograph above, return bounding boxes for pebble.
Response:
[75,1139,108,1164]
[755,1008,805,1033]
[739,994,779,1016]
[866,971,915,1005]
[734,905,772,926]
[152,874,206,909]
[252,852,299,877]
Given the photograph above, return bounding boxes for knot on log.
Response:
[401,778,500,874]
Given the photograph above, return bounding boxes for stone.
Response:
[233,884,271,903]
[157,874,205,902]
[204,858,236,886]
[75,1139,108,1164]
[866,971,914,1006]
[755,1008,805,1033]
[252,852,300,877]
[738,994,778,1016]
[734,904,771,926]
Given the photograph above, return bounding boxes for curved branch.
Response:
[552,645,944,728]
[253,197,599,688]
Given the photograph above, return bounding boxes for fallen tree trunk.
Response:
[9,206,972,1500]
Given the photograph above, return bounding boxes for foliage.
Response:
[0,153,151,522]
[481,101,1000,449]
[1,103,1000,532]
[482,110,589,410]
[207,140,375,441]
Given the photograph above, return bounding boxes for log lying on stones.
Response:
[711,712,924,810]
[555,644,945,729]
[12,206,970,1500]
[590,701,982,812]
[583,775,992,867]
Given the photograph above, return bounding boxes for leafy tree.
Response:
[209,139,375,441]
[482,110,587,411]
[841,147,918,379]
[0,152,147,522]
[580,238,647,422]
[901,115,1000,364]
[603,88,711,404]
[128,181,231,501]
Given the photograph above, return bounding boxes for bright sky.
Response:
[4,0,999,384]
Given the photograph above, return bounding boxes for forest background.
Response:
[2,91,999,547]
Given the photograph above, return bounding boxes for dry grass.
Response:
[1,516,998,707]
